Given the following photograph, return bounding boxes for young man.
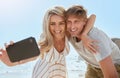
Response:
[66,5,120,78]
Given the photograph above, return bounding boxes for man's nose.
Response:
[71,23,76,30]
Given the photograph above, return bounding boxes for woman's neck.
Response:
[53,37,65,53]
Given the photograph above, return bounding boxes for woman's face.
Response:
[49,15,66,39]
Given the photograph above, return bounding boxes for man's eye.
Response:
[75,20,80,23]
[67,21,71,25]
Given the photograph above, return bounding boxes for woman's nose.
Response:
[55,24,60,29]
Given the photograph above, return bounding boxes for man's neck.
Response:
[76,26,86,42]
[76,35,81,42]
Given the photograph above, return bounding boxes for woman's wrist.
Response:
[81,33,88,39]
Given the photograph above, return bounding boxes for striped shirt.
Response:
[32,38,69,78]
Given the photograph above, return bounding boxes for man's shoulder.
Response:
[88,27,109,40]
[89,27,106,35]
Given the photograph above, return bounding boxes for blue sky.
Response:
[0,0,120,46]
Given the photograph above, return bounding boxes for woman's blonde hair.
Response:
[38,6,66,58]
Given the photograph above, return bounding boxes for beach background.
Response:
[0,0,120,78]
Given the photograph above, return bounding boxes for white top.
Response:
[70,27,120,68]
[32,38,69,78]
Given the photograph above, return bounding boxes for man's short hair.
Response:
[66,5,87,20]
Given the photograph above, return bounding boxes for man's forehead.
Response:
[67,15,84,21]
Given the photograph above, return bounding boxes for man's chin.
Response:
[71,34,77,37]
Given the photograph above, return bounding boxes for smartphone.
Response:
[6,37,40,62]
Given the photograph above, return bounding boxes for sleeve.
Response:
[89,28,112,62]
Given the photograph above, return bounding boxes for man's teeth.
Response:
[71,29,76,32]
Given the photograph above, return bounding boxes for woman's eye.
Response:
[50,23,55,25]
[60,22,65,25]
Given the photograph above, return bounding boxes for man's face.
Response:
[67,16,86,37]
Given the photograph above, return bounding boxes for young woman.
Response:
[32,6,70,78]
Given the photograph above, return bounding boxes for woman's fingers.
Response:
[0,48,6,53]
[88,41,99,53]
[89,44,97,53]
[10,41,14,45]
[0,48,2,58]
[4,43,9,48]
[4,41,14,48]
[0,48,6,60]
